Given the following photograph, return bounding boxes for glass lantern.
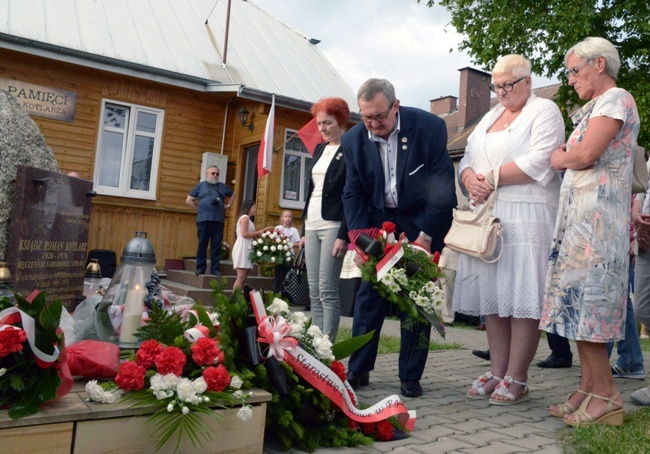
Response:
[95,232,156,348]
[0,261,16,304]
[82,259,104,298]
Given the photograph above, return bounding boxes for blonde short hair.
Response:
[492,54,532,79]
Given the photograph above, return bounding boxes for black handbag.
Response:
[282,248,310,306]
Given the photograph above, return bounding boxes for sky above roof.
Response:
[250,0,558,111]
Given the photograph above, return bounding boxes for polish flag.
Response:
[297,117,323,156]
[257,94,275,177]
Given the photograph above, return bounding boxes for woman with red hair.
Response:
[300,97,350,342]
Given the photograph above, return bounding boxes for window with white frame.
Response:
[93,100,164,200]
[280,129,312,209]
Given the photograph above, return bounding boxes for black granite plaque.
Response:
[7,166,93,307]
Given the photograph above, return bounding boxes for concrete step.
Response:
[181,259,273,278]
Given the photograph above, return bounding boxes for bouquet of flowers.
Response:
[214,286,412,451]
[351,222,446,337]
[0,291,72,419]
[86,302,251,453]
[220,241,230,260]
[249,230,293,266]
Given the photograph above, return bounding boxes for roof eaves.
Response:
[0,32,221,92]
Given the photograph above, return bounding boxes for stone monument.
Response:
[0,88,59,261]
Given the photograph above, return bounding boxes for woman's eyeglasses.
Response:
[489,77,526,93]
[567,59,593,77]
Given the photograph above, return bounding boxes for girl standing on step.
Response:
[232,200,262,290]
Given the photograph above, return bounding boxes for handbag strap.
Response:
[465,167,500,221]
[293,247,305,267]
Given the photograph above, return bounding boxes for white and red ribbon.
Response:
[250,290,416,430]
[257,315,298,361]
[0,307,60,366]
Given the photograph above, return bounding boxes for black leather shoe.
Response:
[472,349,490,361]
[400,381,423,398]
[346,371,370,389]
[195,270,204,276]
[537,355,572,368]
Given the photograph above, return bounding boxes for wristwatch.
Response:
[419,231,432,242]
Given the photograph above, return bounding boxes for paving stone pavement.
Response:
[264,315,649,453]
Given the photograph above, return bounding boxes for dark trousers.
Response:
[347,279,431,381]
[547,332,572,360]
[196,221,224,275]
[273,263,291,294]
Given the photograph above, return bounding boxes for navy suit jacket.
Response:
[341,106,456,252]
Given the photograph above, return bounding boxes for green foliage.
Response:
[331,329,375,360]
[0,292,64,419]
[419,0,650,145]
[136,303,185,346]
[211,288,376,451]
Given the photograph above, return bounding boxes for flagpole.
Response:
[274,131,299,152]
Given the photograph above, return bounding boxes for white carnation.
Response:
[267,298,289,315]
[230,376,243,389]
[237,405,253,421]
[263,245,269,251]
[176,378,198,402]
[193,377,208,394]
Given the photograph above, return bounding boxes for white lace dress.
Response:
[452,95,565,319]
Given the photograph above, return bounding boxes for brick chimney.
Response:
[457,67,491,130]
[430,96,457,117]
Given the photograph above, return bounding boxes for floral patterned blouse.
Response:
[540,87,640,342]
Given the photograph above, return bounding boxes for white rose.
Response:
[271,246,277,252]
[263,246,269,251]
[237,405,253,421]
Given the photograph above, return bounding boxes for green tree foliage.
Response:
[420,0,650,145]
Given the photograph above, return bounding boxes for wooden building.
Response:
[0,0,356,267]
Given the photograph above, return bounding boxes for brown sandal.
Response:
[549,389,588,418]
[563,391,624,426]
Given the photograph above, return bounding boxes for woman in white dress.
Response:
[232,200,262,290]
[452,54,565,405]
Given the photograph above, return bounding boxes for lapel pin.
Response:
[401,137,408,143]
[402,145,408,150]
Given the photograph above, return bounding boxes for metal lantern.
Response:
[0,261,15,304]
[95,232,156,348]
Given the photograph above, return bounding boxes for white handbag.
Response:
[444,171,503,263]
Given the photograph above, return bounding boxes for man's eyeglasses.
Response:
[489,77,526,93]
[360,105,394,123]
[567,59,592,77]
[210,172,220,176]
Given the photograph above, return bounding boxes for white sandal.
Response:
[467,371,502,399]
[489,376,530,406]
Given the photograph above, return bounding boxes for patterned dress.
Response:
[540,88,640,342]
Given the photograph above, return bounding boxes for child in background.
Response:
[273,209,301,294]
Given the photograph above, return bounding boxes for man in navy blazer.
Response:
[342,78,456,397]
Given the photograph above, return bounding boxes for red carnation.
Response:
[191,337,221,366]
[115,360,146,391]
[330,360,346,382]
[375,419,394,441]
[432,250,441,264]
[136,339,165,369]
[0,326,27,357]
[202,365,231,392]
[361,422,376,435]
[381,222,396,233]
[384,242,395,254]
[154,346,186,376]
